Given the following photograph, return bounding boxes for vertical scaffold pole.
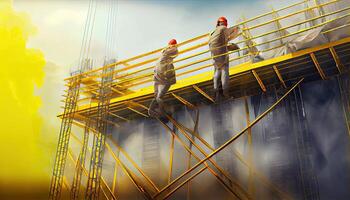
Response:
[85,63,115,199]
[241,15,260,61]
[271,7,289,45]
[70,108,91,200]
[168,133,175,184]
[244,96,255,199]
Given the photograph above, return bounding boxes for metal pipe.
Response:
[168,134,175,184]
[175,117,292,200]
[67,147,115,200]
[166,115,251,199]
[155,119,244,200]
[154,78,304,199]
[77,0,346,90]
[109,140,160,192]
[71,120,159,194]
[244,97,255,200]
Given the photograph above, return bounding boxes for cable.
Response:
[108,0,118,60]
[104,0,112,59]
[86,0,98,60]
[110,0,118,60]
[78,0,93,70]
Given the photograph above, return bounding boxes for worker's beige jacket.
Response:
[154,45,178,85]
[209,25,239,68]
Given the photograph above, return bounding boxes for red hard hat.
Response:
[168,39,177,45]
[217,16,228,27]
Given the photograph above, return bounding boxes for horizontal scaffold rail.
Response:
[59,0,350,122]
[55,1,350,199]
[62,36,350,121]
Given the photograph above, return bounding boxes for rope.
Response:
[104,0,112,59]
[86,0,98,60]
[111,0,119,60]
[78,0,93,70]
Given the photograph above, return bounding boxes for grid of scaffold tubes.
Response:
[49,0,350,199]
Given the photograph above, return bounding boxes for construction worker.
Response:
[209,16,240,101]
[148,39,178,118]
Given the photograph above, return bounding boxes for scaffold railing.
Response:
[63,0,349,107]
[52,0,350,199]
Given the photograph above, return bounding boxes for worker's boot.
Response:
[148,99,158,117]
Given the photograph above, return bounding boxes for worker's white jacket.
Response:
[154,46,178,85]
[209,25,239,69]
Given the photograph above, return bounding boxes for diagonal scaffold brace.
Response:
[162,107,251,199]
[135,94,250,199]
[71,117,156,199]
[157,119,249,200]
[154,78,304,200]
[169,97,292,199]
[70,102,92,200]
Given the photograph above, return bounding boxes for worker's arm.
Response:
[165,47,178,77]
[227,26,240,41]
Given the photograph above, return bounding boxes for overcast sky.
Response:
[13,0,295,70]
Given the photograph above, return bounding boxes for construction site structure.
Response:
[49,0,350,199]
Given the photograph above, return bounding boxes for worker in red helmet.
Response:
[148,39,178,118]
[209,16,240,101]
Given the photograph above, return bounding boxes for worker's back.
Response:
[209,25,229,68]
[209,25,228,49]
[154,46,178,84]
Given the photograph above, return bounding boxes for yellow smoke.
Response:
[0,0,49,193]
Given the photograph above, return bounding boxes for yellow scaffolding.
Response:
[50,0,350,199]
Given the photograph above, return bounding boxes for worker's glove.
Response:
[165,70,175,78]
[227,43,240,51]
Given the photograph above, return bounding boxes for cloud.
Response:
[0,0,47,190]
[13,0,305,68]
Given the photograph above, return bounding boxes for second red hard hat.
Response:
[217,16,228,27]
[168,39,177,45]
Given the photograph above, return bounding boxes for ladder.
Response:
[85,63,115,199]
[49,76,81,200]
[70,121,91,199]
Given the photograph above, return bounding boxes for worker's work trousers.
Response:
[213,65,230,96]
[149,82,171,116]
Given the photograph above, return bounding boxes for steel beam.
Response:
[156,120,243,200]
[174,117,291,200]
[165,115,251,200]
[168,134,175,184]
[192,85,214,103]
[273,65,287,88]
[71,37,350,114]
[105,144,154,199]
[154,78,303,200]
[127,107,149,117]
[109,140,160,193]
[244,97,255,199]
[71,121,158,196]
[329,47,344,73]
[310,53,326,80]
[67,147,114,200]
[252,70,267,92]
[171,92,196,109]
[127,101,149,110]
[112,162,118,195]
[108,111,129,122]
[63,177,70,191]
